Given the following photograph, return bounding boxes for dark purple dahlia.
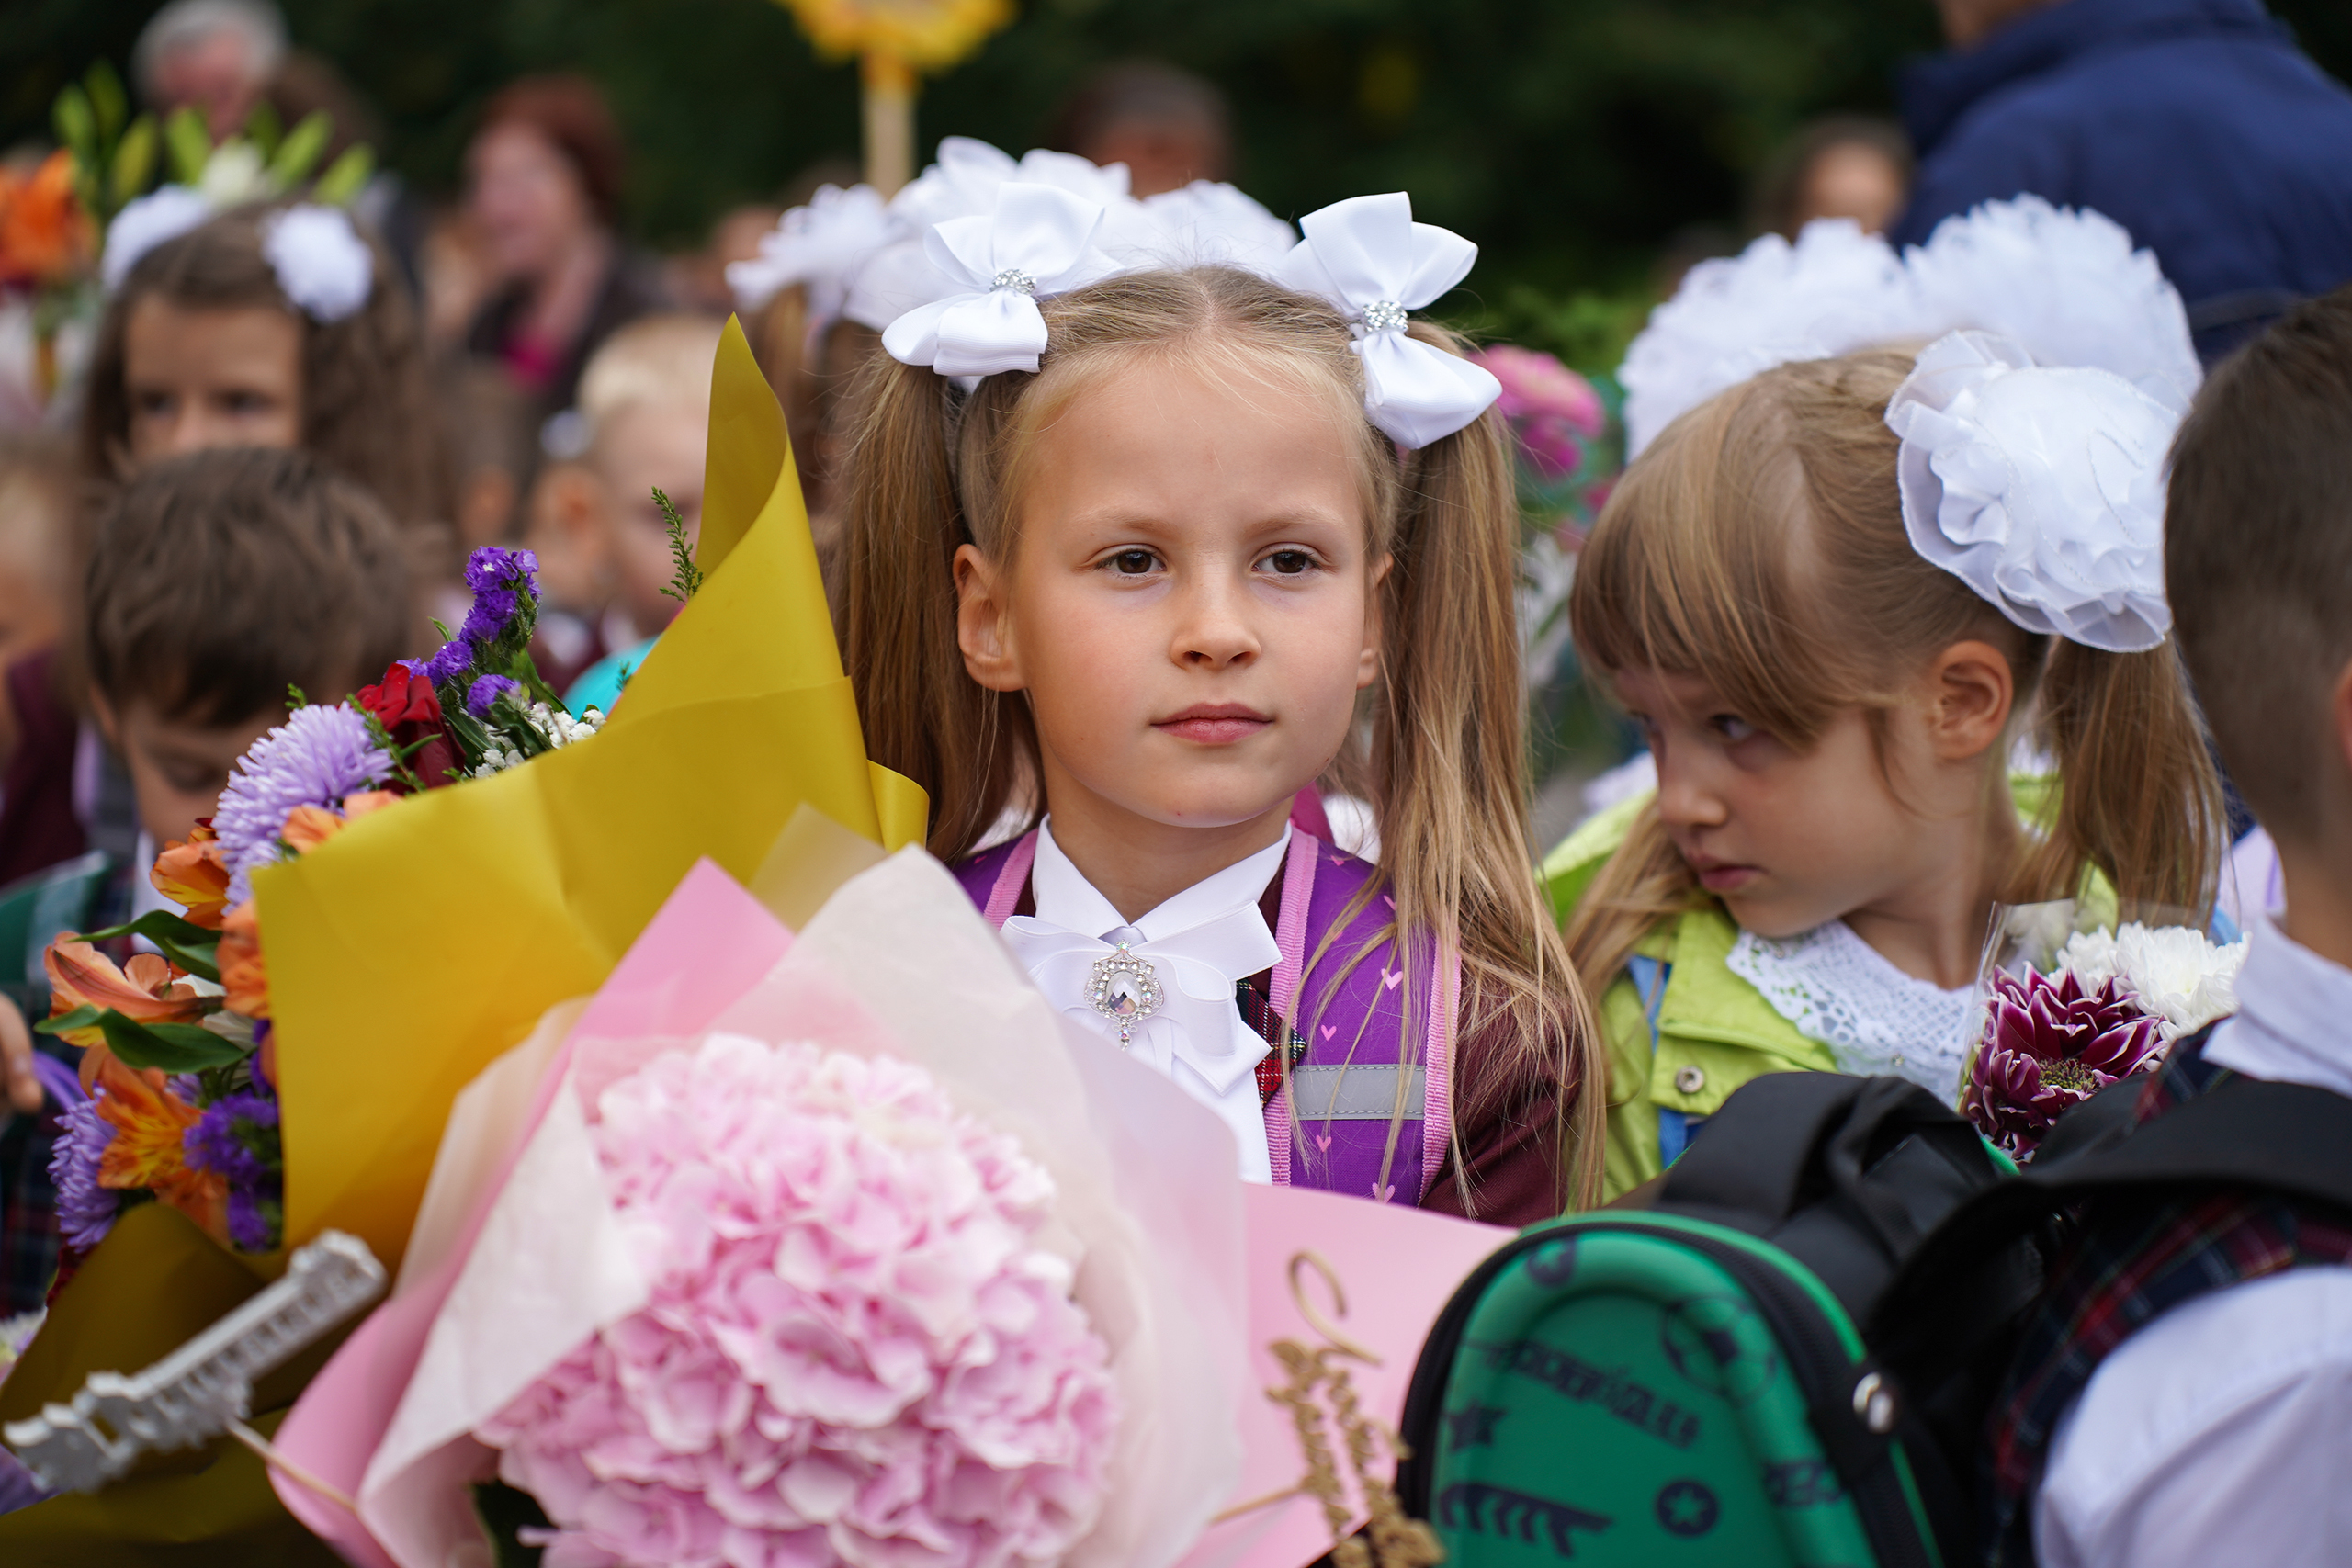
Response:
[1962,968,2165,1160]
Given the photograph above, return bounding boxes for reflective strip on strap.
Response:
[1292,1064,1429,1122]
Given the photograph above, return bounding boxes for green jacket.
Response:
[1544,784,2110,1203]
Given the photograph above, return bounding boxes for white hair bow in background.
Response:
[880,182,1123,379]
[100,186,213,292]
[1275,192,1500,449]
[260,205,374,322]
[726,183,898,337]
[1886,331,2175,653]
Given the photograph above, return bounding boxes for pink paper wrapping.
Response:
[269,860,797,1565]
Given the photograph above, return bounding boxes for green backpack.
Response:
[1396,1073,2015,1567]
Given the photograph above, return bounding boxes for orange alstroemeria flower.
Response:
[281,790,399,856]
[44,941,209,1083]
[91,1055,228,1244]
[0,151,93,290]
[153,822,232,929]
[220,903,269,1021]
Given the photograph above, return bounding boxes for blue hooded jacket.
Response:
[1891,0,2352,361]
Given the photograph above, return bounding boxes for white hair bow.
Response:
[260,205,373,322]
[880,181,1122,378]
[726,184,898,334]
[100,186,214,292]
[1886,332,2175,653]
[1274,192,1501,449]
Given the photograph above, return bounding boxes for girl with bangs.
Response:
[1549,328,2225,1201]
[837,184,1601,1222]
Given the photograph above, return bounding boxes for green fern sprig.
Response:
[653,488,702,604]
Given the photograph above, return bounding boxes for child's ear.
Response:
[1926,639,2015,761]
[1359,550,1392,690]
[954,544,1024,693]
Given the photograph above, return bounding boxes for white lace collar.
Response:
[1725,920,1975,1106]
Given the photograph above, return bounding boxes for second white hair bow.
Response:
[1274,192,1501,449]
[1886,331,2176,653]
[880,181,1122,378]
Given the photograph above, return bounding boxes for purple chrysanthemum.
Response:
[50,1096,119,1254]
[467,673,520,718]
[213,703,392,903]
[1962,968,2166,1160]
[184,1091,279,1189]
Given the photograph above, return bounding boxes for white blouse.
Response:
[1000,820,1286,1182]
[1725,919,1976,1105]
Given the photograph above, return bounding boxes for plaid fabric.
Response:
[0,1082,64,1318]
[1984,1027,2352,1565]
[1238,977,1309,1107]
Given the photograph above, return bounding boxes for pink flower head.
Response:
[478,1035,1118,1568]
[1476,344,1606,481]
[1962,967,2166,1160]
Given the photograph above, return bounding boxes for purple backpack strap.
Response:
[1262,829,1323,1187]
[955,831,1037,930]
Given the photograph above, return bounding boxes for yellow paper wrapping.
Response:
[260,316,926,1275]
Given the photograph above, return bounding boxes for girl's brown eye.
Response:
[1263,550,1313,575]
[1109,549,1156,575]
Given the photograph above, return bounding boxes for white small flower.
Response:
[2055,927,2121,987]
[198,141,270,207]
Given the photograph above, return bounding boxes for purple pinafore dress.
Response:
[954,826,1459,1206]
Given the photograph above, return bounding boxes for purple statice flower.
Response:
[49,1096,119,1254]
[183,1091,279,1188]
[227,1188,282,1253]
[421,637,474,685]
[457,546,539,649]
[1962,967,2166,1161]
[467,673,521,718]
[213,703,392,903]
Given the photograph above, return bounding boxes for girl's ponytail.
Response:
[837,355,1034,860]
[2017,638,2224,919]
[1370,322,1605,1211]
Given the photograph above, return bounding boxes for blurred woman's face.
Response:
[123,298,303,459]
[467,121,597,282]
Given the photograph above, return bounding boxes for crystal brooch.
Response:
[1088,942,1164,1047]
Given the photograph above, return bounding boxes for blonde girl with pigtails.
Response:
[836,182,1603,1222]
[1544,202,2228,1201]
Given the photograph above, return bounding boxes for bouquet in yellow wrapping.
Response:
[0,319,926,1556]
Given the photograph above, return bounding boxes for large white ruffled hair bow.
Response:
[1886,331,2173,653]
[878,181,1123,378]
[1274,192,1501,448]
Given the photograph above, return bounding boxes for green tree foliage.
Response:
[6,0,2348,312]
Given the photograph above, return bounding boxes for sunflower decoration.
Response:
[775,0,1016,193]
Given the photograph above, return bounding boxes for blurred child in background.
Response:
[535,313,721,716]
[1750,115,1913,239]
[0,446,413,1311]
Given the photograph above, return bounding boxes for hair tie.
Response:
[1886,331,2174,653]
[880,181,1122,378]
[1273,192,1500,449]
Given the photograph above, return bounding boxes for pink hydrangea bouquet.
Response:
[1962,912,2246,1160]
[270,848,1252,1568]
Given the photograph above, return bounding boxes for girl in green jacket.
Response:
[1553,348,2222,1202]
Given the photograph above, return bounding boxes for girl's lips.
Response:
[1156,716,1271,745]
[1694,863,1760,894]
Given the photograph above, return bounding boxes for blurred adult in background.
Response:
[131,0,285,140]
[1752,116,1913,238]
[1044,61,1233,197]
[668,203,786,317]
[1894,0,2352,363]
[463,75,667,423]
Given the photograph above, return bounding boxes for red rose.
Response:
[356,662,459,791]
[356,661,441,729]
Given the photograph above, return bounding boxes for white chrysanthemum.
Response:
[2062,921,2245,1038]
